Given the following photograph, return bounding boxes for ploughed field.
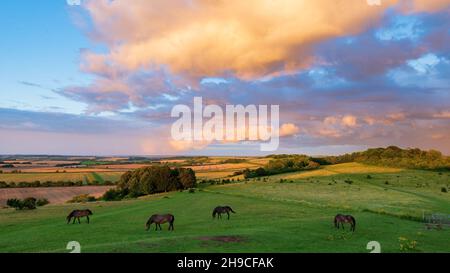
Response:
[0,163,448,253]
[0,186,114,207]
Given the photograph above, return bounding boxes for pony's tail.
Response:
[351,216,356,231]
[334,217,337,228]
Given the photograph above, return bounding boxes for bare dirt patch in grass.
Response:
[198,235,247,244]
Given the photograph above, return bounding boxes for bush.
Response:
[7,198,38,210]
[0,181,8,188]
[22,197,37,209]
[7,199,23,210]
[68,194,97,203]
[441,187,448,193]
[36,198,50,207]
[102,188,126,201]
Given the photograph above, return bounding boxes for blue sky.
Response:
[0,0,449,156]
[0,1,89,114]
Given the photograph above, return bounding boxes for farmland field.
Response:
[0,172,123,184]
[0,186,114,207]
[0,163,448,253]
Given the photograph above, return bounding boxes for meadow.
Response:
[0,162,448,253]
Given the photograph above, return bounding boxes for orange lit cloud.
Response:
[80,0,449,81]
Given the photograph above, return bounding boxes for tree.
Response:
[179,168,196,189]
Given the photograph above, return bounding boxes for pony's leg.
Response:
[87,216,90,224]
[78,217,81,224]
[227,211,230,220]
[72,217,76,224]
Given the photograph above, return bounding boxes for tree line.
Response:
[243,155,320,178]
[244,146,449,179]
[316,146,450,170]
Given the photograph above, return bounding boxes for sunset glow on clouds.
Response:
[0,0,449,155]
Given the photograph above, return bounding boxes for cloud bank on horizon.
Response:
[1,0,449,155]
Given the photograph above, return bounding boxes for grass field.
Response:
[0,163,448,253]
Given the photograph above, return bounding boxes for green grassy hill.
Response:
[0,163,448,253]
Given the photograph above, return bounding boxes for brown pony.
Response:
[145,214,175,231]
[334,214,356,232]
[212,206,236,220]
[67,209,93,224]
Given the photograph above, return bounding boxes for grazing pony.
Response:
[212,206,236,220]
[334,214,356,232]
[145,214,175,231]
[67,209,93,224]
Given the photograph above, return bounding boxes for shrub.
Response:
[7,199,23,210]
[0,181,8,188]
[8,198,38,210]
[188,188,196,193]
[22,197,37,209]
[366,175,372,179]
[102,188,126,201]
[36,198,50,207]
[67,194,97,203]
[441,187,448,193]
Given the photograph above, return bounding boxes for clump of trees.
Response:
[220,158,247,164]
[102,166,196,201]
[6,197,49,210]
[243,155,320,178]
[318,146,450,170]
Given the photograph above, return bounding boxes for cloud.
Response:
[80,0,390,81]
[280,123,300,137]
[78,0,449,81]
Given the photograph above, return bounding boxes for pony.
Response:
[67,209,93,224]
[334,214,356,232]
[212,206,236,220]
[145,214,175,231]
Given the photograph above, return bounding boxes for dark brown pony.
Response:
[67,209,93,224]
[212,206,236,220]
[145,214,175,231]
[334,214,356,232]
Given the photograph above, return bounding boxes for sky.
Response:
[0,0,449,156]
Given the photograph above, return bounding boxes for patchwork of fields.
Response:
[0,162,448,253]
